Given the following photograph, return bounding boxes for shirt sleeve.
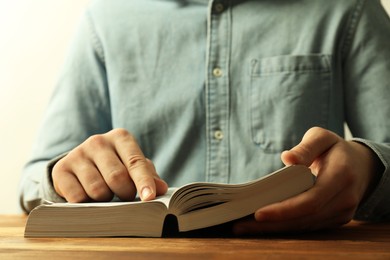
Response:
[353,139,390,221]
[343,0,390,221]
[19,10,112,213]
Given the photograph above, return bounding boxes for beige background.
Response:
[1,1,389,214]
[0,0,91,213]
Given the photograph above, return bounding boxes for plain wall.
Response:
[0,1,389,214]
[0,0,90,213]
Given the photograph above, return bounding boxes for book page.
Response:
[41,188,178,209]
[175,165,315,231]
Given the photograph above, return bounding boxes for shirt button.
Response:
[214,130,224,140]
[213,67,223,77]
[214,3,224,13]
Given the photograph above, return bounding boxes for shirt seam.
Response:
[341,0,367,59]
[85,10,106,65]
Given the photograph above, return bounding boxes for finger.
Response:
[111,129,162,201]
[92,148,137,201]
[233,216,310,235]
[234,200,355,235]
[155,177,169,195]
[71,160,114,202]
[249,187,356,233]
[254,164,350,223]
[233,213,351,235]
[281,127,341,167]
[52,169,89,203]
[146,158,168,196]
[250,209,353,234]
[67,139,116,202]
[253,186,328,222]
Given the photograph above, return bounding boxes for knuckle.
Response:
[106,168,129,186]
[295,144,312,159]
[307,126,328,137]
[110,128,133,139]
[85,134,108,149]
[88,181,112,201]
[111,129,141,147]
[126,156,156,185]
[306,126,339,143]
[127,155,148,171]
[66,148,86,164]
[52,159,69,176]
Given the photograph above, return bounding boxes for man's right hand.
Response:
[52,128,168,203]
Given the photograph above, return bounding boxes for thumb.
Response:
[281,127,341,167]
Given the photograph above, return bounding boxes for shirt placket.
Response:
[205,0,231,183]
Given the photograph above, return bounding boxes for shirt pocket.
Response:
[249,54,331,153]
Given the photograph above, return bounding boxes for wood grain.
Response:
[0,215,389,259]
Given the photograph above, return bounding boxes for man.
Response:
[20,0,390,235]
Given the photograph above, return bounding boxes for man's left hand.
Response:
[233,127,382,235]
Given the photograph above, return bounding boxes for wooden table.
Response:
[1,215,389,259]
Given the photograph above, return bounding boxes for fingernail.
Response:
[141,187,153,200]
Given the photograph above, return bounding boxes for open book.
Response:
[25,165,315,237]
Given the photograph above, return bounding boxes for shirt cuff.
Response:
[352,138,390,221]
[39,153,67,204]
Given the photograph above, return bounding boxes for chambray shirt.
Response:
[20,0,390,221]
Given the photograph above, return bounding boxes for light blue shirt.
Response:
[20,0,390,221]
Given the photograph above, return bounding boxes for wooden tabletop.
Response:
[1,215,390,259]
